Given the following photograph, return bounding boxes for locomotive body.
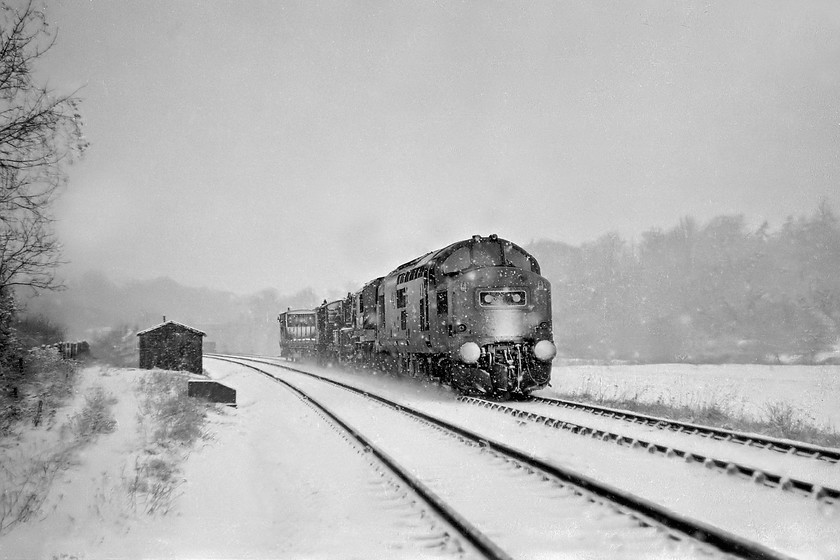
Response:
[375,234,554,396]
[316,299,347,363]
[278,234,556,398]
[348,277,382,362]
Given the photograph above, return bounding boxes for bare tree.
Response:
[0,1,87,293]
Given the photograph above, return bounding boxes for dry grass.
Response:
[0,450,68,535]
[0,349,80,535]
[128,370,213,515]
[68,386,118,441]
[1,348,77,437]
[0,382,117,536]
[556,380,840,448]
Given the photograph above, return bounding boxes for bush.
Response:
[129,370,213,515]
[137,371,207,447]
[0,347,77,437]
[0,450,67,535]
[69,386,117,441]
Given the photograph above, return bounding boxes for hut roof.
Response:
[136,320,206,337]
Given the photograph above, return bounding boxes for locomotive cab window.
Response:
[503,243,538,272]
[439,246,470,275]
[436,290,448,314]
[288,314,316,327]
[396,287,407,308]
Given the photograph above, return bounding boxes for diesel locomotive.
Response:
[278,234,556,398]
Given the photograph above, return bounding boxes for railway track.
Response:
[208,355,499,560]
[209,354,795,560]
[217,354,839,506]
[525,395,840,463]
[458,395,840,505]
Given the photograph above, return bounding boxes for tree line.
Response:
[527,204,840,364]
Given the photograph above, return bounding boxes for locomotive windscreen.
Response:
[503,243,536,271]
[472,240,504,268]
[440,239,539,274]
[287,314,315,327]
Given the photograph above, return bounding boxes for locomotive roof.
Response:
[387,234,534,275]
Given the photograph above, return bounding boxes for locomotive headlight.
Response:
[533,340,557,362]
[458,342,481,364]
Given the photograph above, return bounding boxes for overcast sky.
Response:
[39,1,840,295]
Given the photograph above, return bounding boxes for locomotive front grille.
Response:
[481,310,526,339]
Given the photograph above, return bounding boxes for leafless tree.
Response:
[0,1,87,293]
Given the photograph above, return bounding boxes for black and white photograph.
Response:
[1,1,839,558]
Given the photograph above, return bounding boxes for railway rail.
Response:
[458,395,840,505]
[218,354,839,505]
[209,354,794,560]
[208,355,501,560]
[524,395,840,463]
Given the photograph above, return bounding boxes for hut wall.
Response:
[138,323,203,374]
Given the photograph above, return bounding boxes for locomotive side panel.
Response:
[350,277,382,354]
[316,299,346,362]
[377,275,403,353]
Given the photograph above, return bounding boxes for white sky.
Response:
[38,1,840,295]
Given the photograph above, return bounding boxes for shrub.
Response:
[0,452,66,535]
[1,347,77,436]
[137,371,207,447]
[69,386,117,441]
[128,370,214,515]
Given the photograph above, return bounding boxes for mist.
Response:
[16,205,840,365]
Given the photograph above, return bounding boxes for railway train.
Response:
[277,234,556,398]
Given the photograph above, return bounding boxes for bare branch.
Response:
[0,1,86,294]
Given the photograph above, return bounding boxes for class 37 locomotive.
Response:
[279,234,557,399]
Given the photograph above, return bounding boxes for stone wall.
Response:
[138,323,203,374]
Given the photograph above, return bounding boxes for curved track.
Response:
[211,356,506,560]
[209,354,794,560]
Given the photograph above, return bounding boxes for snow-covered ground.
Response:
[0,364,483,559]
[2,360,838,559]
[544,363,840,429]
[243,357,839,559]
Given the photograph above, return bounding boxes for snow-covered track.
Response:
[526,395,840,463]
[216,354,793,560]
[459,396,840,506]
[208,355,507,560]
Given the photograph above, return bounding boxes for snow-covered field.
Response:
[543,363,840,429]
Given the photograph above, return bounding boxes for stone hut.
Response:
[137,320,206,374]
